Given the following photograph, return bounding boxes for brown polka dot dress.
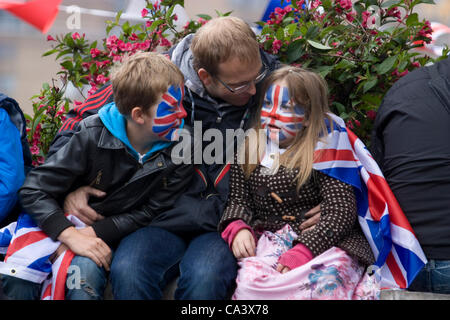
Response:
[219,163,375,266]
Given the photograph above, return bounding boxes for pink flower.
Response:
[74,100,83,106]
[141,8,148,18]
[336,0,352,11]
[139,39,151,51]
[272,39,282,54]
[346,11,356,22]
[129,33,139,41]
[386,7,401,19]
[411,61,420,68]
[96,74,109,85]
[198,17,207,26]
[146,20,153,28]
[173,14,178,21]
[30,145,40,155]
[72,32,81,40]
[160,38,172,47]
[88,85,98,96]
[90,48,101,58]
[362,11,371,28]
[106,35,118,47]
[47,35,56,41]
[366,110,377,121]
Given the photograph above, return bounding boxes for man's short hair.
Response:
[190,16,260,76]
[110,52,184,115]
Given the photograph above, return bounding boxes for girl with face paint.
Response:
[260,80,305,149]
[218,66,377,300]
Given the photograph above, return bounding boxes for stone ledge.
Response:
[380,289,450,300]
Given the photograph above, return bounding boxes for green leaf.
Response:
[286,40,304,63]
[197,14,212,20]
[333,102,347,115]
[381,0,402,8]
[276,27,285,41]
[363,78,378,93]
[406,13,419,27]
[375,55,397,75]
[307,40,332,50]
[286,23,298,36]
[42,49,58,57]
[316,65,334,78]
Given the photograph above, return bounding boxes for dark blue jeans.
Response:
[408,260,450,295]
[110,226,237,300]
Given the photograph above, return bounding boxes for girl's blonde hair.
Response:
[242,65,332,190]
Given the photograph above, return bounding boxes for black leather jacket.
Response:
[19,115,193,247]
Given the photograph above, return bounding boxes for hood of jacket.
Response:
[98,102,176,163]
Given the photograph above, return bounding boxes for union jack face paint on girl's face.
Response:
[260,83,305,147]
[151,85,187,141]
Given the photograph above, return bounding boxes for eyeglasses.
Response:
[212,63,269,94]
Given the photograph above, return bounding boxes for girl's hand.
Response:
[231,229,256,259]
[276,263,291,274]
[57,227,112,271]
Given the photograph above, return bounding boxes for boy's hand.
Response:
[299,204,321,232]
[231,229,256,259]
[57,227,112,271]
[63,186,106,225]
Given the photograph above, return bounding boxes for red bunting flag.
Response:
[0,0,62,33]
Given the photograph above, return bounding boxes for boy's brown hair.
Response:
[110,52,184,115]
[190,16,260,76]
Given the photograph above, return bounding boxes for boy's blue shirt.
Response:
[98,102,184,163]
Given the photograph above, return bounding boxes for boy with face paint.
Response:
[2,52,194,300]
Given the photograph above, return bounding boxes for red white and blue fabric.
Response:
[152,85,187,141]
[314,113,427,289]
[0,213,85,300]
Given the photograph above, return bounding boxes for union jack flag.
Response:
[152,85,186,141]
[0,213,83,300]
[313,113,427,289]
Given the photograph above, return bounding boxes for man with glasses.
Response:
[49,16,280,300]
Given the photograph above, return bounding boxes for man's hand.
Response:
[231,229,256,259]
[299,204,321,232]
[57,227,112,271]
[63,186,106,226]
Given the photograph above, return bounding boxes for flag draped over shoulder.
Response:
[0,0,61,33]
[313,113,427,289]
[0,213,83,300]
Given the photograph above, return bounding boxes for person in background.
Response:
[371,57,450,295]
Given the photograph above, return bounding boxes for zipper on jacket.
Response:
[90,170,103,187]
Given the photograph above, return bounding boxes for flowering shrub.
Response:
[25,81,70,166]
[258,0,448,142]
[26,0,448,165]
[260,0,448,143]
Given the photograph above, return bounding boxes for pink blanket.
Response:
[232,224,379,300]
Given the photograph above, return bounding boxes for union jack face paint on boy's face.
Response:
[260,84,305,146]
[151,85,187,141]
